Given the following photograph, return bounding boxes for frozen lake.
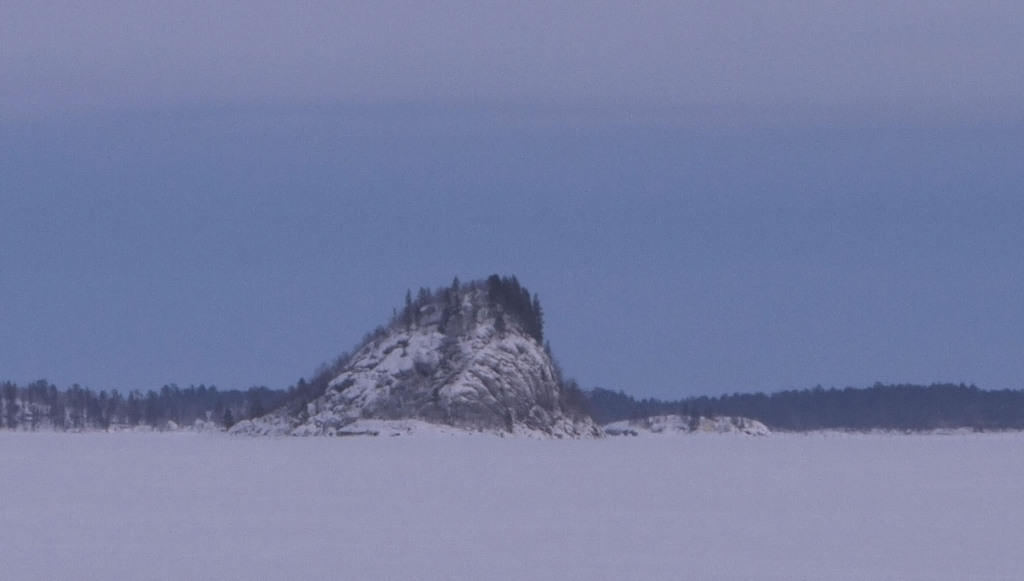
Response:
[2,431,1021,580]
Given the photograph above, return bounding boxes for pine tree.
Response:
[403,289,413,328]
[2,382,18,429]
[250,397,265,419]
[531,293,544,342]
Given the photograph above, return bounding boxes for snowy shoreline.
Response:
[3,424,1023,437]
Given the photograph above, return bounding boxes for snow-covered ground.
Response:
[2,432,1021,580]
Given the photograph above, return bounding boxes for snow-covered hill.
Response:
[233,277,600,438]
[604,414,769,436]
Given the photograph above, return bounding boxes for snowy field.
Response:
[2,432,1022,581]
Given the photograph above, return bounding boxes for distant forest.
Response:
[0,380,287,432]
[588,383,1024,431]
[4,380,1024,433]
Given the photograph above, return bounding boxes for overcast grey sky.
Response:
[4,1,1024,121]
[2,2,1023,398]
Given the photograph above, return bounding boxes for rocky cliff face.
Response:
[232,278,600,438]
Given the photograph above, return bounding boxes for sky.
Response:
[2,2,1023,398]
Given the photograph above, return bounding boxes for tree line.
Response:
[393,275,544,343]
[485,274,544,343]
[9,379,1019,433]
[586,383,1024,431]
[0,380,287,431]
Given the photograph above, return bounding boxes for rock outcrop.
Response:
[232,277,600,438]
[603,414,770,436]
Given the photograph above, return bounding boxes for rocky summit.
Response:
[232,276,601,438]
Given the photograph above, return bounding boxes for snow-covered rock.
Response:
[604,414,770,437]
[234,278,600,438]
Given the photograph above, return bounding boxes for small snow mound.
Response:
[191,418,220,432]
[229,414,294,436]
[604,414,769,437]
